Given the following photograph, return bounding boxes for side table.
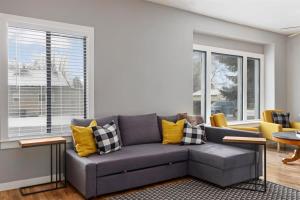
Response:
[223,136,267,192]
[18,137,67,195]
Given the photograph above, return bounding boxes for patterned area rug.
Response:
[108,178,300,200]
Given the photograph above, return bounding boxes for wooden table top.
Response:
[223,136,266,145]
[19,137,66,148]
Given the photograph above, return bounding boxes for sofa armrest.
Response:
[260,121,282,140]
[205,126,261,151]
[66,149,97,199]
[291,121,300,129]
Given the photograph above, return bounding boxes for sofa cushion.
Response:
[119,113,160,146]
[86,143,189,177]
[188,142,255,170]
[71,116,122,146]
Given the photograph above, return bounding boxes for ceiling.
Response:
[146,0,300,35]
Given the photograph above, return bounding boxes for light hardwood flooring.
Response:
[267,145,300,190]
[0,146,299,200]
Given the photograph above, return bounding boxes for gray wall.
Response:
[287,35,300,120]
[0,0,287,184]
[193,33,264,54]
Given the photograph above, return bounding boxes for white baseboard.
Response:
[0,174,65,192]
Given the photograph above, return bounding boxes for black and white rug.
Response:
[108,178,300,200]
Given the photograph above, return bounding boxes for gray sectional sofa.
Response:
[67,114,262,199]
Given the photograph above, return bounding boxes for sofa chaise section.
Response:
[188,127,262,187]
[187,142,258,187]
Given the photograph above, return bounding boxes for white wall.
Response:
[287,35,300,120]
[0,0,287,186]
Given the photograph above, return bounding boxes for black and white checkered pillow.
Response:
[92,121,121,155]
[272,112,290,128]
[181,121,206,145]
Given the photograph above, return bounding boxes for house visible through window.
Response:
[193,45,263,122]
[7,26,90,138]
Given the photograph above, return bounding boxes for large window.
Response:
[193,45,263,122]
[0,14,94,140]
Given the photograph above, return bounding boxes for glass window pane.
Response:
[247,58,260,120]
[51,34,86,134]
[193,51,205,115]
[7,27,87,138]
[8,27,47,138]
[211,53,243,121]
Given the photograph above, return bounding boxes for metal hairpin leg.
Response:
[50,144,53,183]
[264,143,267,192]
[64,142,67,186]
[19,142,67,196]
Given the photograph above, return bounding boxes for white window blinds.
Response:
[8,26,88,138]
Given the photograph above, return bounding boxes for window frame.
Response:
[193,44,264,123]
[0,13,94,142]
[192,50,207,120]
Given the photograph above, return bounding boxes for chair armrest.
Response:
[291,121,300,129]
[205,126,261,150]
[260,121,282,140]
[66,149,97,199]
[228,126,259,132]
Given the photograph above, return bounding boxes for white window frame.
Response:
[0,13,95,143]
[193,44,264,123]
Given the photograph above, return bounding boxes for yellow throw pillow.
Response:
[70,120,97,157]
[162,119,185,144]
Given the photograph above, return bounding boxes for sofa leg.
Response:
[277,142,280,152]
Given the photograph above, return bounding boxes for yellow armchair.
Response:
[260,121,282,140]
[210,113,259,132]
[290,121,300,129]
[260,109,300,140]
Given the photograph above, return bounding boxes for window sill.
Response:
[228,120,260,126]
[0,135,73,150]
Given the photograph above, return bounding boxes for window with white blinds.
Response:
[7,26,89,138]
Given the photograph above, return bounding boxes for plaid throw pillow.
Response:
[92,121,121,155]
[272,112,291,128]
[181,121,206,145]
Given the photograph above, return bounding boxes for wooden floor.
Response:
[267,145,300,190]
[0,145,299,200]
